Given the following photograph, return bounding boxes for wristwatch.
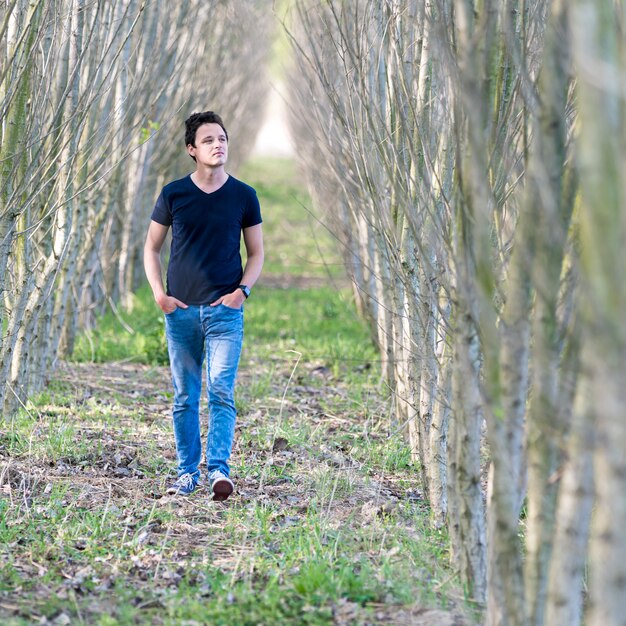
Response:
[238,284,250,299]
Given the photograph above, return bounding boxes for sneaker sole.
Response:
[166,483,197,496]
[166,487,195,496]
[211,478,234,502]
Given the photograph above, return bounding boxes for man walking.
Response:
[143,111,264,500]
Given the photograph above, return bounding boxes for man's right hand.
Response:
[157,294,188,314]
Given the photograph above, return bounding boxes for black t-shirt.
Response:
[151,174,262,305]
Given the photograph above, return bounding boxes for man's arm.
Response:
[211,223,264,307]
[240,223,265,289]
[143,220,188,313]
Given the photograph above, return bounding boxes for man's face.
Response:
[187,123,228,167]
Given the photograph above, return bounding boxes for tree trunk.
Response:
[544,340,592,626]
[0,0,41,412]
[523,3,573,623]
[452,299,487,603]
[571,2,626,624]
[429,325,450,528]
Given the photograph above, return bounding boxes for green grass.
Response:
[238,157,345,280]
[71,285,169,364]
[72,282,377,375]
[1,157,476,625]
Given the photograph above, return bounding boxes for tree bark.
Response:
[429,325,451,528]
[452,298,487,603]
[571,2,626,624]
[544,338,592,626]
[523,3,574,624]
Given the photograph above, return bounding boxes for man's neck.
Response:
[191,166,228,192]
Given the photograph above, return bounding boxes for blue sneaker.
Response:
[209,470,234,502]
[166,473,197,496]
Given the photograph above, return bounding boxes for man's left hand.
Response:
[210,290,246,309]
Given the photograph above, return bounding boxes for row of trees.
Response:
[285,1,625,625]
[0,0,273,415]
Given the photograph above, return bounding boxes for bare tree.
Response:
[0,0,273,415]
[570,2,626,625]
[284,1,621,624]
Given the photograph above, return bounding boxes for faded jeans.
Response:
[164,303,243,480]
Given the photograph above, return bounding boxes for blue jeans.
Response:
[164,303,243,480]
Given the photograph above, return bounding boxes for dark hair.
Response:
[184,111,228,152]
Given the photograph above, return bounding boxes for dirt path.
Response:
[1,357,474,625]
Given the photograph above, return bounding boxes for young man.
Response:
[143,111,264,500]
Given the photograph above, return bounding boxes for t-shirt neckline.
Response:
[188,173,231,197]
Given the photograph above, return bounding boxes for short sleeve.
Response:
[151,190,172,226]
[242,190,262,228]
